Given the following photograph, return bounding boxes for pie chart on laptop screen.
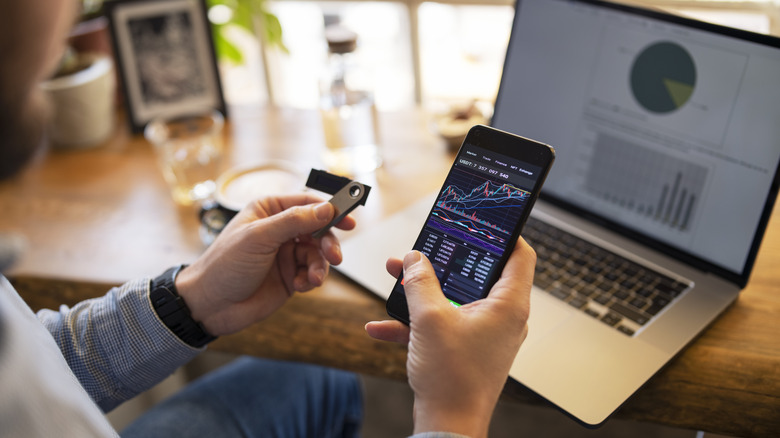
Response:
[630,41,696,113]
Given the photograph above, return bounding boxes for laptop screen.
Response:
[492,0,780,284]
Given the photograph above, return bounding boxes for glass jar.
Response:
[319,25,381,176]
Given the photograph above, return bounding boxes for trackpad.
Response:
[523,289,572,349]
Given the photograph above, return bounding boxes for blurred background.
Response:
[204,0,779,111]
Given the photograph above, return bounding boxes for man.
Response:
[0,1,535,437]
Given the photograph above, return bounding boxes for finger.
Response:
[385,257,403,279]
[318,233,343,266]
[333,214,357,231]
[485,238,536,317]
[365,320,410,344]
[291,243,328,291]
[256,193,329,216]
[401,251,448,314]
[277,241,297,293]
[306,246,328,287]
[490,238,536,298]
[253,202,336,247]
[293,265,312,291]
[256,194,357,231]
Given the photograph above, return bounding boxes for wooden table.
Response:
[1,105,778,437]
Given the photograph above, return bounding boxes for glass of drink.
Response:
[144,109,225,206]
[320,89,381,176]
[319,25,382,176]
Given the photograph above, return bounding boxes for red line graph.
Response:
[433,176,530,241]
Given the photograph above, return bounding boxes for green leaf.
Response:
[213,25,244,64]
[206,0,288,64]
[261,11,288,53]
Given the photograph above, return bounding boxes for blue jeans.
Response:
[121,356,363,438]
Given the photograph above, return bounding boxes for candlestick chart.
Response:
[428,167,531,254]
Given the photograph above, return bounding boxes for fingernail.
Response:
[314,268,326,283]
[403,251,422,269]
[332,242,342,261]
[314,202,332,220]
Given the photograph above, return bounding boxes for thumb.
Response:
[257,202,335,246]
[402,251,447,315]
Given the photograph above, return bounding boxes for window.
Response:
[212,0,780,109]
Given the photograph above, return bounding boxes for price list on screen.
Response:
[419,229,499,303]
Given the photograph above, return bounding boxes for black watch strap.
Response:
[150,265,216,348]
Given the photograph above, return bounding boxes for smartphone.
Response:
[386,125,555,323]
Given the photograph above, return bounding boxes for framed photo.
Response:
[106,0,227,132]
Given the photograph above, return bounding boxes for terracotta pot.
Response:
[68,16,112,56]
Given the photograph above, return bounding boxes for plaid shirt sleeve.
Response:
[36,277,202,412]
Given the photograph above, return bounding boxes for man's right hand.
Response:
[366,238,536,438]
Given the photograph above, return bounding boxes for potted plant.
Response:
[207,0,287,65]
[39,0,116,148]
[69,0,112,56]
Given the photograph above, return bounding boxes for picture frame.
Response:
[106,0,227,132]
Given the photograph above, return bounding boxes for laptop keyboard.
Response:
[523,217,690,336]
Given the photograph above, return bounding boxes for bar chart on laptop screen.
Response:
[584,133,708,231]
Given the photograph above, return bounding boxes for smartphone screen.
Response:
[386,125,555,323]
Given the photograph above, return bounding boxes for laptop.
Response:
[337,0,780,426]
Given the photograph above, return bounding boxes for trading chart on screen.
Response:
[416,148,534,303]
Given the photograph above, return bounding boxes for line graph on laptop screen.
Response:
[427,166,531,255]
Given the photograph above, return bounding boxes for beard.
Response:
[0,89,49,180]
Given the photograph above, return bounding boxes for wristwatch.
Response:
[150,265,216,348]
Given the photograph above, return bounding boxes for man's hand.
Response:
[175,194,356,336]
[366,239,535,438]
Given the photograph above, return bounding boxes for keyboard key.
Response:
[652,296,670,307]
[636,287,654,298]
[551,258,566,269]
[568,295,588,309]
[645,296,671,315]
[657,279,688,298]
[609,301,650,325]
[550,287,570,300]
[584,308,600,318]
[597,282,613,293]
[629,297,648,310]
[582,274,598,283]
[639,273,657,284]
[579,284,599,298]
[613,288,631,301]
[624,264,640,277]
[601,313,622,327]
[535,277,553,290]
[617,326,635,336]
[572,257,588,266]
